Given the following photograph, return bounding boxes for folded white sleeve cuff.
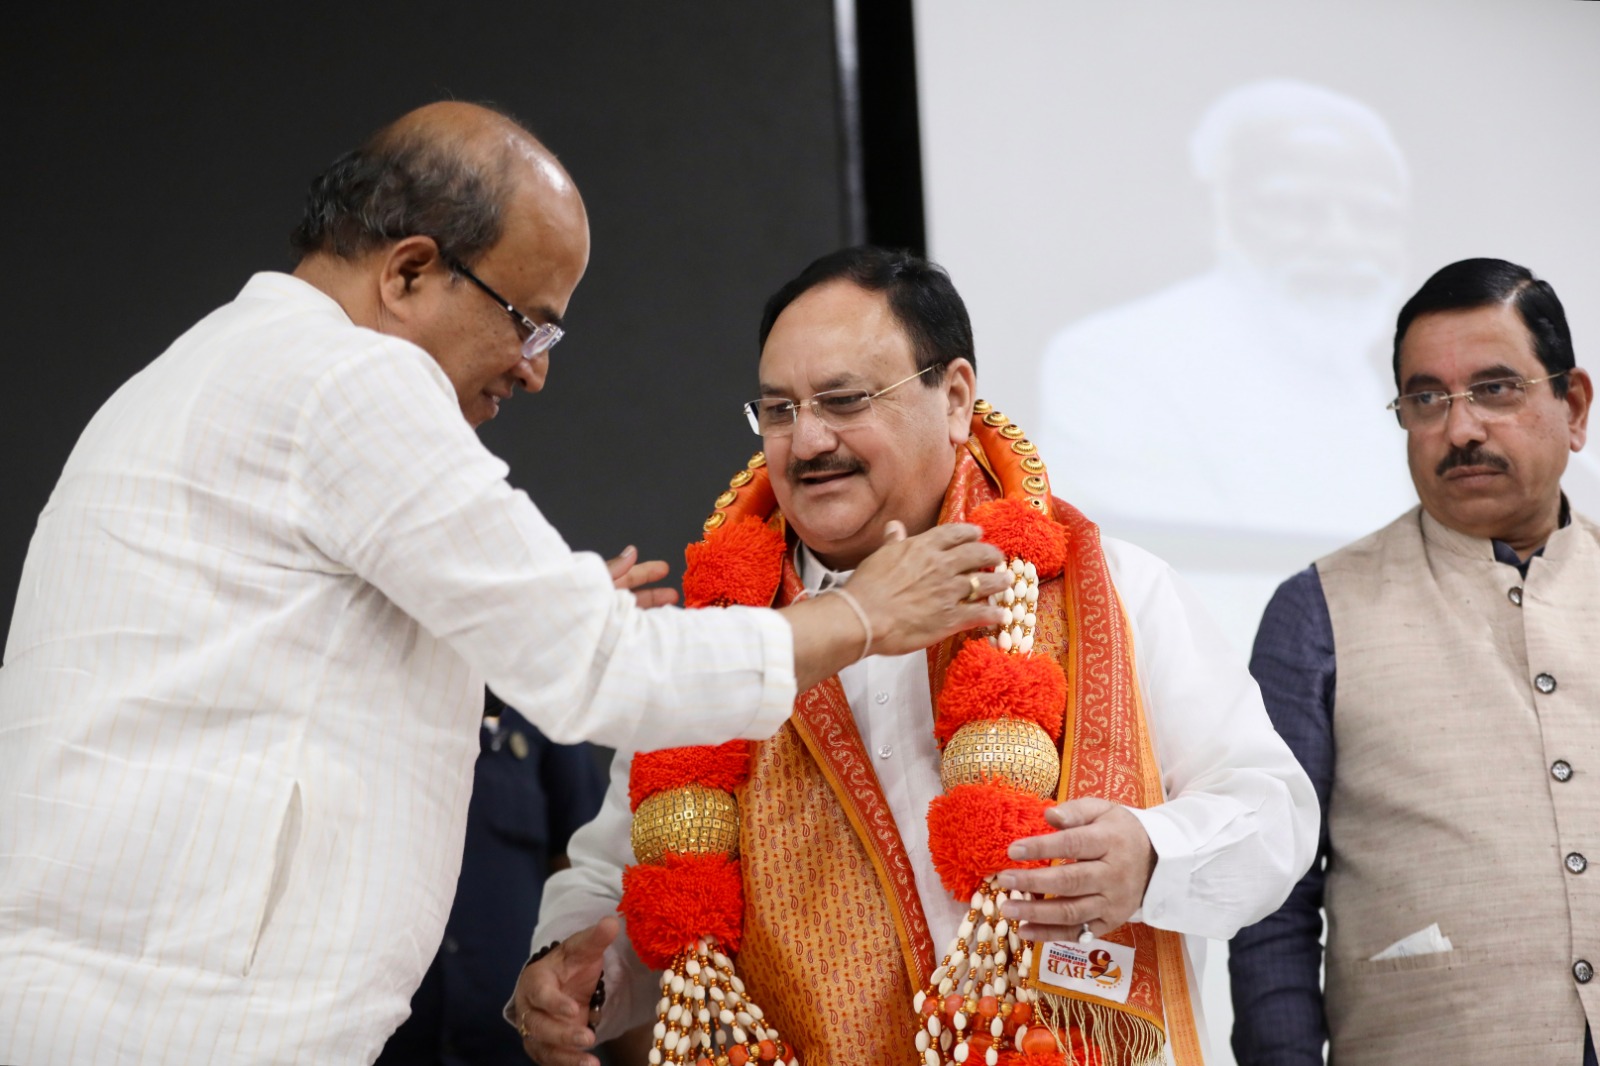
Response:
[1124,804,1196,929]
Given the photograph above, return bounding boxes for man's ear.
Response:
[1566,367,1592,452]
[376,236,447,322]
[943,358,977,446]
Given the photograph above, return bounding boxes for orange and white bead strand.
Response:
[987,557,1040,655]
[649,938,794,1066]
[914,881,1061,1065]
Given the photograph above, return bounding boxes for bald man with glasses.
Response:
[0,104,1012,1066]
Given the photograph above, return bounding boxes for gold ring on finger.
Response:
[964,572,983,603]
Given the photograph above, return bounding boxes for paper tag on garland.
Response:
[1029,935,1137,1006]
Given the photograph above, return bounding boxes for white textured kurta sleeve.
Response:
[527,751,659,1039]
[290,342,796,753]
[1104,538,1320,940]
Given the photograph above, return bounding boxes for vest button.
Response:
[1535,673,1558,695]
[1576,959,1594,984]
[1552,760,1573,782]
[1566,852,1588,875]
[1508,586,1524,606]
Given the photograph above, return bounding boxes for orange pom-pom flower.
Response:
[620,852,745,970]
[629,741,751,811]
[971,497,1068,579]
[927,781,1054,900]
[935,638,1067,745]
[683,517,787,608]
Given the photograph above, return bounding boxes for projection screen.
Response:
[913,1,1600,1060]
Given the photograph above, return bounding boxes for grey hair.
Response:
[289,128,514,266]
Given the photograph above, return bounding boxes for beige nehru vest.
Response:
[1316,506,1599,1064]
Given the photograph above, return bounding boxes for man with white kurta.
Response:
[1230,258,1599,1065]
[0,108,1013,1065]
[515,246,1318,1066]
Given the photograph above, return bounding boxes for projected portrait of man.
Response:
[1035,79,1417,642]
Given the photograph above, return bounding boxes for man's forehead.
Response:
[1398,305,1540,383]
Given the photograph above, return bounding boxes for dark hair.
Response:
[758,246,975,380]
[289,126,514,267]
[1393,258,1574,397]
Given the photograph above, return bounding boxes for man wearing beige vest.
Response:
[1229,257,1599,1065]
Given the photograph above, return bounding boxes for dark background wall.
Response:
[0,2,932,649]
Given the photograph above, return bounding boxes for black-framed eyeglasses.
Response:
[446,257,565,359]
[743,365,938,437]
[1386,370,1569,429]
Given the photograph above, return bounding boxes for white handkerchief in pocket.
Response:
[1369,922,1454,961]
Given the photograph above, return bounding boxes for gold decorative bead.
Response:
[1022,474,1048,495]
[703,512,728,532]
[1010,440,1037,455]
[999,424,1026,440]
[747,452,767,469]
[729,469,754,489]
[1027,497,1049,513]
[714,490,738,509]
[940,719,1061,797]
[982,411,1010,427]
[631,785,741,864]
[973,399,993,414]
[1021,456,1046,473]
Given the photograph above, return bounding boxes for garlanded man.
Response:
[514,247,1318,1066]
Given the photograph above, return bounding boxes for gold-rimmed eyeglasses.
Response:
[1386,370,1569,429]
[744,365,938,437]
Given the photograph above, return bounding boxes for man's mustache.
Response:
[788,455,865,481]
[1436,445,1510,478]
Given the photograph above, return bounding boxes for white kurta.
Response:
[533,540,1319,1058]
[0,273,796,1065]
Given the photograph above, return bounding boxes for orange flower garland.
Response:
[619,512,795,1066]
[916,491,1081,1066]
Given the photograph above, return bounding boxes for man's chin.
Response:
[1423,488,1525,536]
[784,509,878,566]
[467,394,502,426]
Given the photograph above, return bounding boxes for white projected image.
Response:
[1034,78,1421,644]
[1038,79,1415,553]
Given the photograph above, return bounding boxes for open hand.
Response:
[607,546,678,609]
[510,917,619,1066]
[844,521,1009,657]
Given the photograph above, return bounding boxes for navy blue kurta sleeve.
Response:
[1229,564,1335,1066]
